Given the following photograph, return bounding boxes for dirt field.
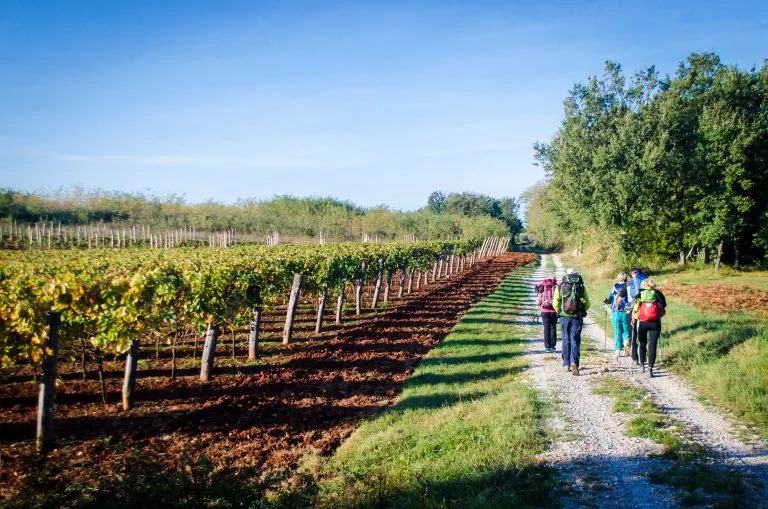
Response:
[0,252,536,505]
[663,282,768,315]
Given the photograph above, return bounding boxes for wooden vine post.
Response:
[283,273,304,344]
[407,268,415,293]
[121,339,140,410]
[371,258,385,308]
[248,306,261,361]
[315,286,328,334]
[355,262,366,315]
[383,271,392,303]
[200,323,220,382]
[36,311,61,453]
[335,286,345,324]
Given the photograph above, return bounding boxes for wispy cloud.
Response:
[43,152,248,165]
[21,150,366,169]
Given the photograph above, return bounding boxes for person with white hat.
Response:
[553,268,591,376]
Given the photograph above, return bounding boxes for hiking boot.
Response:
[572,366,580,376]
[648,368,654,378]
[641,363,646,373]
[623,346,630,356]
[565,364,571,371]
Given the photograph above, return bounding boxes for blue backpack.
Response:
[610,283,627,311]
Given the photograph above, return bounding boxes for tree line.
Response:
[527,52,768,269]
[0,188,523,242]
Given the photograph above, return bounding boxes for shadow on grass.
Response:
[10,445,766,509]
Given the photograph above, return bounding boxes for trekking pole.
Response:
[603,307,608,353]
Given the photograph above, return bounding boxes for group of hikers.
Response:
[535,267,667,377]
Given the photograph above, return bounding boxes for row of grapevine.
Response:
[0,237,510,450]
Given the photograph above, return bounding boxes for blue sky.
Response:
[1,1,766,210]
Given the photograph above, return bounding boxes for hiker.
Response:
[603,272,630,361]
[627,268,648,363]
[553,268,590,376]
[535,275,558,352]
[632,278,667,378]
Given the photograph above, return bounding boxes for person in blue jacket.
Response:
[627,268,648,363]
[603,272,630,361]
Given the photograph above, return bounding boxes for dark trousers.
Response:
[542,312,557,349]
[630,316,639,361]
[638,320,662,368]
[560,317,583,368]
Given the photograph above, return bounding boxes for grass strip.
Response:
[313,263,554,509]
[592,376,745,507]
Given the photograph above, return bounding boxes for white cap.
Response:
[566,268,577,275]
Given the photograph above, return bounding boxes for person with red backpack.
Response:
[535,275,558,352]
[554,268,591,376]
[631,278,667,378]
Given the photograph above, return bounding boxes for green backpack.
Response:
[560,276,586,317]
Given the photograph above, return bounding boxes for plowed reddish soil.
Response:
[663,282,768,315]
[0,253,536,505]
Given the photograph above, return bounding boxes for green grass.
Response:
[571,255,768,441]
[592,376,646,414]
[653,262,768,292]
[313,263,555,509]
[591,377,683,455]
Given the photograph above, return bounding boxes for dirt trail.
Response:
[523,254,768,508]
[0,253,535,503]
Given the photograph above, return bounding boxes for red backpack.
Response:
[637,290,665,321]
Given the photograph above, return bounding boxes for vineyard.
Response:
[0,237,512,449]
[0,237,531,505]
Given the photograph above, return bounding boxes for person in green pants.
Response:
[603,272,630,361]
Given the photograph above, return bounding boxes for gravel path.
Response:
[520,254,768,508]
